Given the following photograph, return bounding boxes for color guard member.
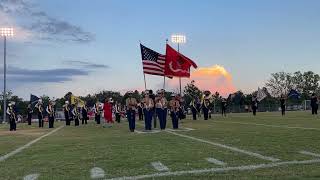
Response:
[156,89,168,130]
[142,90,154,131]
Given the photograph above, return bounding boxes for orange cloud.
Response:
[191,65,236,96]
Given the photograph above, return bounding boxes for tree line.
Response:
[0,70,319,117]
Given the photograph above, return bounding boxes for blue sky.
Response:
[0,0,320,99]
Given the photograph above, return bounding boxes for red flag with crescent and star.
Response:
[164,44,197,77]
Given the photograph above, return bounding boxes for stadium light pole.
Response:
[171,34,186,95]
[0,28,14,123]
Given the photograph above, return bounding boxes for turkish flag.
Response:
[164,44,197,77]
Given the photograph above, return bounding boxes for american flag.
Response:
[140,44,166,76]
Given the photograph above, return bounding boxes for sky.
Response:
[0,0,320,100]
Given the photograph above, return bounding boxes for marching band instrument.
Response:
[46,105,55,118]
[7,106,17,123]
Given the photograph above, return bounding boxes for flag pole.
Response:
[140,40,147,90]
[143,73,147,90]
[178,43,182,95]
[163,39,169,90]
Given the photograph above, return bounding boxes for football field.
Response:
[1,111,320,180]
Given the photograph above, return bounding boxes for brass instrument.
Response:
[47,105,54,118]
[9,107,17,123]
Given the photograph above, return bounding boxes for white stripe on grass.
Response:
[214,121,320,131]
[134,130,161,134]
[23,174,39,180]
[0,126,64,162]
[166,128,195,132]
[151,161,169,172]
[90,167,105,179]
[165,131,280,162]
[105,159,320,180]
[300,150,320,158]
[206,157,227,166]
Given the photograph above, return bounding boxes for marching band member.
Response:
[202,91,211,120]
[221,98,227,117]
[72,105,80,126]
[251,96,258,116]
[27,104,33,125]
[280,95,286,116]
[35,99,44,128]
[81,104,89,124]
[125,91,137,132]
[196,98,202,118]
[311,93,318,115]
[169,94,180,129]
[7,102,17,131]
[142,90,154,131]
[63,101,70,126]
[103,98,114,127]
[46,100,55,128]
[190,96,198,120]
[114,101,122,123]
[94,101,102,124]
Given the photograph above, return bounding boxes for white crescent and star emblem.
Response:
[169,61,189,73]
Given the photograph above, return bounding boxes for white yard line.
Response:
[206,157,227,166]
[135,130,161,134]
[105,159,320,180]
[214,121,320,131]
[166,128,195,132]
[23,174,39,180]
[300,151,320,158]
[151,161,169,172]
[90,167,105,179]
[165,131,280,162]
[0,126,64,162]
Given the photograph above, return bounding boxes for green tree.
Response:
[266,72,293,97]
[183,80,202,108]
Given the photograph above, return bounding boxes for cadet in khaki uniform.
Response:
[169,94,180,129]
[142,91,154,130]
[155,89,168,130]
[126,91,137,132]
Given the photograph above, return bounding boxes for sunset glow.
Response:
[191,65,236,96]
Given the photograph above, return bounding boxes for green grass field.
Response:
[1,111,320,180]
